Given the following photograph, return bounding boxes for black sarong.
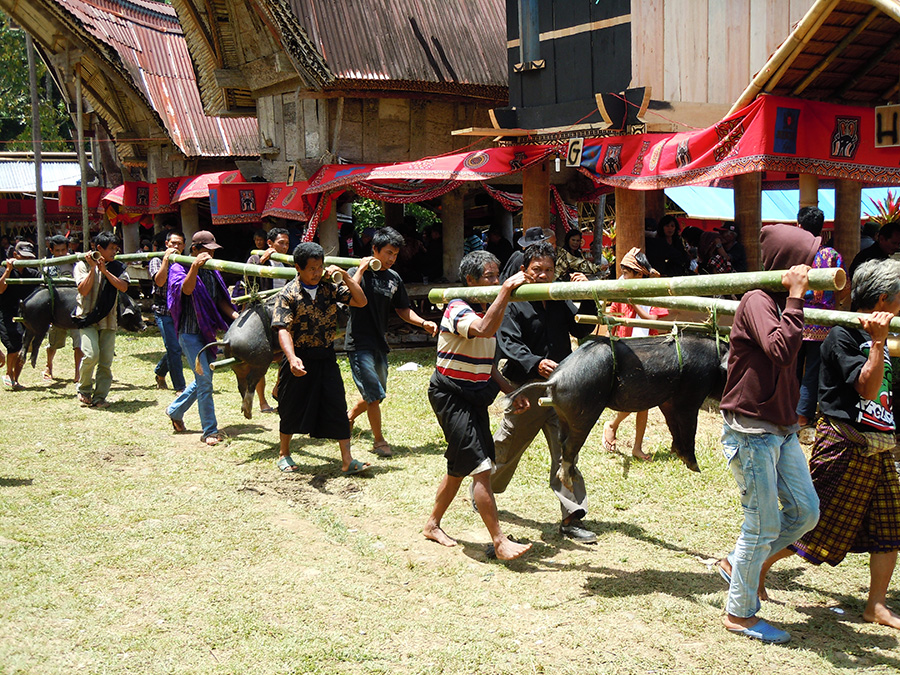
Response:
[277,346,351,439]
[428,370,500,477]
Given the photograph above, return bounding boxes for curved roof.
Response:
[56,0,258,157]
[731,0,900,112]
[287,0,507,97]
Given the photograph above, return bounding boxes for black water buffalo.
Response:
[20,287,146,367]
[511,332,729,489]
[198,298,279,420]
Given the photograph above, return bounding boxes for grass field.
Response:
[1,328,899,674]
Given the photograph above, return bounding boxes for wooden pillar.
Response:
[645,189,666,226]
[734,172,762,271]
[122,222,140,254]
[75,64,90,252]
[180,201,199,242]
[614,188,644,277]
[384,203,404,230]
[834,178,861,272]
[152,214,165,235]
[25,34,45,257]
[320,208,339,256]
[522,160,550,235]
[441,189,465,282]
[799,174,819,210]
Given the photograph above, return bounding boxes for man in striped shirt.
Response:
[423,251,533,560]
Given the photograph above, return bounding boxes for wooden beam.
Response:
[523,160,551,235]
[214,69,248,88]
[834,178,862,273]
[835,31,900,99]
[613,188,644,277]
[734,172,762,271]
[792,8,880,96]
[176,0,222,68]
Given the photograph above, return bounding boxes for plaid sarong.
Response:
[790,416,900,566]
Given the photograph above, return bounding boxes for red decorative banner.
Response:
[209,182,272,225]
[173,170,243,202]
[263,182,311,221]
[58,186,107,213]
[578,94,900,189]
[151,177,183,213]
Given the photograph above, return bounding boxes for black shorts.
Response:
[0,309,23,353]
[428,370,500,477]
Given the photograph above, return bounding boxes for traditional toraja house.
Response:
[0,0,258,251]
[168,0,516,274]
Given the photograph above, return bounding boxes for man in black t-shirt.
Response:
[0,241,40,389]
[346,227,437,457]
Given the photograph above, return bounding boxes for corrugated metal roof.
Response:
[287,0,507,95]
[0,161,90,193]
[55,0,258,157]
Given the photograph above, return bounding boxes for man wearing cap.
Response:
[165,230,239,446]
[73,231,130,407]
[500,226,555,281]
[0,241,41,389]
[718,222,747,273]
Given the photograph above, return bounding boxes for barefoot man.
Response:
[423,251,533,561]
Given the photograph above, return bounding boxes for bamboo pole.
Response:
[210,358,238,370]
[2,251,163,268]
[250,251,381,270]
[573,314,730,333]
[2,277,141,286]
[25,34,45,258]
[427,268,846,305]
[231,287,282,304]
[638,295,900,333]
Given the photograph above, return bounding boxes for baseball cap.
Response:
[191,230,222,250]
[14,241,36,259]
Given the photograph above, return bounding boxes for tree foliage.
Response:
[0,13,74,152]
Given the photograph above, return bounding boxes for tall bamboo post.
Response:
[613,188,644,277]
[734,172,762,271]
[75,63,90,251]
[442,189,464,281]
[25,34,46,258]
[799,174,819,209]
[834,178,862,275]
[522,159,550,236]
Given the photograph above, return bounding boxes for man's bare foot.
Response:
[423,522,457,547]
[718,556,771,600]
[864,602,900,629]
[722,614,759,631]
[494,537,532,560]
[632,446,652,461]
[603,422,617,453]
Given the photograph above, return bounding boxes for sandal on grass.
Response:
[170,417,186,433]
[277,455,300,473]
[201,433,224,446]
[371,440,393,457]
[602,422,617,454]
[259,406,276,414]
[341,458,371,476]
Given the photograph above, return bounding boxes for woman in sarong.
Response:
[757,258,900,629]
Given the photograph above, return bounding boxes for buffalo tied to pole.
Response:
[19,287,147,367]
[511,332,729,489]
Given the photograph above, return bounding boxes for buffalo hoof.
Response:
[241,394,254,420]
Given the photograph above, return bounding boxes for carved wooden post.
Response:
[734,172,762,271]
[522,160,550,235]
[614,188,644,277]
[834,178,861,272]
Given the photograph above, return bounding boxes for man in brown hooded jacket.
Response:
[715,223,822,644]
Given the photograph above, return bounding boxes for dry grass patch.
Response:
[0,331,899,673]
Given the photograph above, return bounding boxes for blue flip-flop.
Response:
[341,458,371,476]
[727,619,791,644]
[717,557,732,585]
[277,456,300,473]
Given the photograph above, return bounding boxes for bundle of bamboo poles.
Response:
[249,250,382,271]
[427,268,845,305]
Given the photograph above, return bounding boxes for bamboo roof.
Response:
[730,0,900,113]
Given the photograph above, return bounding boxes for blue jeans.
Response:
[796,341,822,420]
[166,333,217,439]
[721,424,819,618]
[348,350,389,403]
[154,314,186,391]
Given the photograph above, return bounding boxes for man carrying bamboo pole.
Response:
[716,223,822,644]
[0,241,40,389]
[489,241,598,542]
[43,235,83,383]
[73,232,130,408]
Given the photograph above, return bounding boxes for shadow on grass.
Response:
[0,477,33,487]
[106,399,158,413]
[792,602,900,669]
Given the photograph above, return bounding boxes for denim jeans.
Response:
[166,332,217,438]
[78,326,116,402]
[796,341,822,420]
[348,349,389,403]
[154,314,186,391]
[721,423,819,618]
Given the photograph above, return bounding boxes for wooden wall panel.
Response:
[302,98,321,159]
[663,0,708,101]
[709,0,751,103]
[281,96,298,162]
[632,0,665,93]
[362,99,379,162]
[338,99,363,161]
[378,98,411,160]
[257,95,274,151]
[272,94,284,157]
